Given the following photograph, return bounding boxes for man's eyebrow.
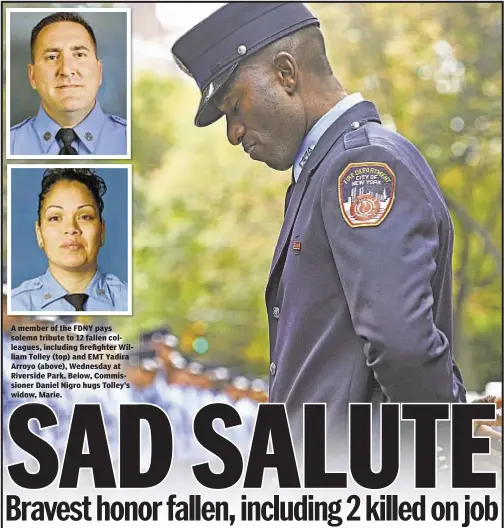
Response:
[70,45,91,52]
[42,45,91,54]
[214,87,232,111]
[214,69,241,110]
[42,47,62,54]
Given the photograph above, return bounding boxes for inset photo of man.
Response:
[7,8,131,158]
[7,165,132,315]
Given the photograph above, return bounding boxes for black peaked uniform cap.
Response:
[172,2,319,127]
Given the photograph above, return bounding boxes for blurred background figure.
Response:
[124,344,159,389]
[471,395,502,476]
[125,326,178,389]
[224,370,252,402]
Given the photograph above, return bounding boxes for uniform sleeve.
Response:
[115,284,129,311]
[320,144,458,403]
[106,275,129,311]
[10,128,17,155]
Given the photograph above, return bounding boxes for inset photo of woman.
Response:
[8,165,132,315]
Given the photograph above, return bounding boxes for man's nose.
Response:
[57,53,77,77]
[227,117,245,146]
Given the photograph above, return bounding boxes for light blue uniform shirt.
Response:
[10,101,127,156]
[11,268,128,312]
[293,92,364,181]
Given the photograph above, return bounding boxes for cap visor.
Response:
[195,63,239,127]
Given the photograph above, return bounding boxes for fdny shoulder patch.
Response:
[338,162,396,227]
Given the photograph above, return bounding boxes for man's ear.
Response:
[28,63,37,90]
[35,222,44,250]
[98,59,103,87]
[274,52,298,94]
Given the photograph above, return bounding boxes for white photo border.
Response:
[7,163,133,316]
[6,7,132,160]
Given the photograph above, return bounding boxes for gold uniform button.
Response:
[43,293,52,300]
[97,288,105,296]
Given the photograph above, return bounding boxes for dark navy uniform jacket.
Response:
[266,100,466,444]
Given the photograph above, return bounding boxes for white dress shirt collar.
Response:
[293,92,364,182]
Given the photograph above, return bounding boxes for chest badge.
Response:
[338,162,396,227]
[292,240,302,254]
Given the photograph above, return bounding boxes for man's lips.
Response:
[56,85,83,89]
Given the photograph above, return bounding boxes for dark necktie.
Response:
[64,293,89,311]
[56,128,78,155]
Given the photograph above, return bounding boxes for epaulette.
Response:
[105,273,128,289]
[11,276,43,296]
[343,120,371,151]
[109,115,127,126]
[10,116,33,130]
